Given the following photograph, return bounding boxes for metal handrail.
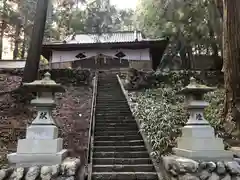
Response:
[86,71,98,180]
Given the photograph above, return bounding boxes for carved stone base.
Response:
[7,149,68,167]
[174,125,233,160]
[173,148,233,161]
[16,138,63,154]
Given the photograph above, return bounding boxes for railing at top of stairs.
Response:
[85,71,98,180]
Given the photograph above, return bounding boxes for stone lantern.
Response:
[173,77,233,160]
[7,72,68,167]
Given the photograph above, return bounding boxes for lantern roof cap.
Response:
[178,77,215,95]
[23,72,65,93]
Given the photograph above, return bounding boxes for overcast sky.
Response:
[110,0,138,9]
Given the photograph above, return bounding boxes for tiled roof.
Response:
[63,31,144,44]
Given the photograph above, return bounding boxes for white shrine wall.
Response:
[51,49,151,63]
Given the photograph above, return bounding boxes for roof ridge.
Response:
[72,30,142,35]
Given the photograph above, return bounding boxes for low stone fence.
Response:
[163,156,240,180]
[0,157,82,180]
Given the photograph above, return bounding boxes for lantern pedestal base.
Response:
[16,138,64,154]
[173,125,233,160]
[173,148,233,161]
[7,149,68,167]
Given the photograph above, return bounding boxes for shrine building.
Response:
[42,31,169,71]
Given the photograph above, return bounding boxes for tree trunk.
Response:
[223,0,240,134]
[209,24,218,56]
[215,0,223,18]
[185,45,193,69]
[21,16,28,59]
[21,34,26,59]
[0,0,7,60]
[0,22,4,60]
[22,0,49,82]
[208,21,223,71]
[13,23,22,60]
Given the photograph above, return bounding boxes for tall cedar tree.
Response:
[222,0,240,134]
[22,0,49,82]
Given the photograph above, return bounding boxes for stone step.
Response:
[96,104,128,106]
[97,88,120,90]
[98,85,119,87]
[98,82,118,83]
[95,118,135,122]
[92,172,157,180]
[97,93,123,96]
[95,115,132,118]
[96,98,125,100]
[96,102,129,105]
[95,125,138,130]
[95,112,131,115]
[97,91,121,93]
[93,158,152,165]
[96,109,130,111]
[96,106,130,109]
[98,88,120,90]
[95,113,132,116]
[97,92,121,94]
[96,97,125,99]
[96,107,129,109]
[95,119,135,123]
[97,92,122,94]
[94,135,142,141]
[95,125,137,129]
[94,146,146,152]
[93,164,155,172]
[96,98,127,102]
[96,100,127,102]
[95,122,137,127]
[95,131,139,136]
[98,89,120,91]
[94,140,145,146]
[96,105,129,108]
[93,151,149,158]
[96,109,130,112]
[97,93,123,95]
[96,112,132,114]
[96,115,133,119]
[96,97,124,99]
[95,126,138,131]
[96,91,122,93]
[98,81,118,82]
[95,121,137,127]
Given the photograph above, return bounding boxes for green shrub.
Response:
[133,85,187,158]
[204,89,230,139]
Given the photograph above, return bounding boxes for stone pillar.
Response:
[173,77,233,160]
[7,72,68,167]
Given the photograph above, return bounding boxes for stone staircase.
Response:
[91,72,159,180]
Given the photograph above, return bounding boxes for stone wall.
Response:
[0,68,93,86]
[50,62,72,69]
[0,157,82,180]
[129,60,152,70]
[162,155,240,180]
[122,69,224,91]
